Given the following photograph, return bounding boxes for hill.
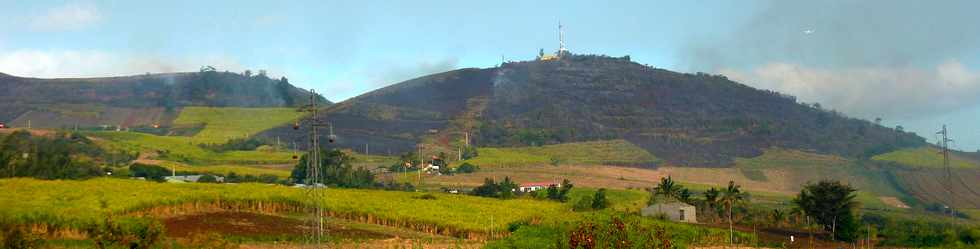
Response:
[0,69,328,129]
[261,53,925,166]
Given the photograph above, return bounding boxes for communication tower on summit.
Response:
[558,21,568,56]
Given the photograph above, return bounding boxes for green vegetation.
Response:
[290,149,377,188]
[88,131,294,165]
[456,140,660,167]
[173,107,305,144]
[156,161,291,178]
[487,212,757,249]
[0,131,110,180]
[0,178,571,237]
[793,180,860,241]
[872,146,979,169]
[472,177,520,199]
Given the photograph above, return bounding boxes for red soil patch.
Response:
[162,211,391,240]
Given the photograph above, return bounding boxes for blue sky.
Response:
[2,0,979,150]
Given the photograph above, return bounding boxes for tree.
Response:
[591,188,609,210]
[770,209,786,228]
[290,149,376,188]
[461,146,478,160]
[719,181,747,246]
[547,179,573,202]
[651,176,684,204]
[793,180,860,241]
[471,177,518,199]
[703,187,721,222]
[456,163,479,173]
[472,178,499,197]
[276,77,294,106]
[558,179,573,202]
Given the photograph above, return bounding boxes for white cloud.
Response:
[0,49,244,78]
[720,60,980,120]
[30,2,102,31]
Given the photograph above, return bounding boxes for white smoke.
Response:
[720,60,980,119]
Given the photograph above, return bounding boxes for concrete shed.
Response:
[642,202,697,223]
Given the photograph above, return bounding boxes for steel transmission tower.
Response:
[937,125,954,223]
[295,89,334,245]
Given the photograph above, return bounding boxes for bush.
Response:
[129,163,170,182]
[413,193,437,200]
[1,224,43,249]
[87,216,164,249]
[197,175,218,183]
[591,188,609,210]
[258,174,278,183]
[573,197,593,212]
[456,162,479,173]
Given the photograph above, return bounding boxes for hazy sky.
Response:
[1,0,979,150]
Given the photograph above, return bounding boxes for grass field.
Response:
[154,161,292,178]
[872,146,979,169]
[0,178,573,238]
[173,107,304,144]
[455,140,660,167]
[735,148,850,169]
[88,131,295,165]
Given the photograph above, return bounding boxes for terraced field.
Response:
[89,131,295,165]
[735,148,850,169]
[454,140,660,167]
[173,107,305,144]
[872,146,980,169]
[893,169,980,209]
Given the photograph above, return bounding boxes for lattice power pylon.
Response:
[295,89,334,245]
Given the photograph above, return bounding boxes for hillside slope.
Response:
[0,69,328,129]
[261,53,924,166]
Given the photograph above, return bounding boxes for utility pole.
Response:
[937,125,954,225]
[418,144,423,188]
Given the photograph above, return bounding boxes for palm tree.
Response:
[770,209,786,228]
[703,187,720,222]
[719,181,746,246]
[652,176,683,203]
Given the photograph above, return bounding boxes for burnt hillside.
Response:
[0,70,327,126]
[480,54,924,166]
[259,68,496,154]
[261,54,925,166]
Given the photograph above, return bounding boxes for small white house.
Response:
[518,181,558,192]
[642,202,697,223]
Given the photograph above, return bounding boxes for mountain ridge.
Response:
[260,53,926,166]
[0,69,328,129]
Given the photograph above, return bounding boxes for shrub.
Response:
[197,175,218,183]
[456,162,479,173]
[129,163,170,182]
[573,197,593,212]
[591,188,609,210]
[1,224,43,249]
